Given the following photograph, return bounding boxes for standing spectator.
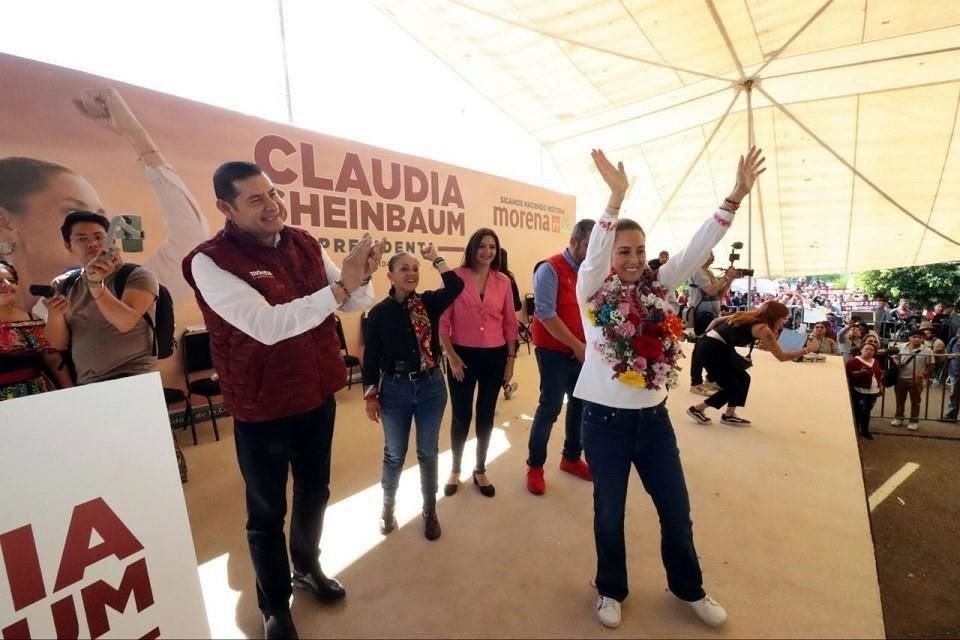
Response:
[687,254,735,394]
[439,228,518,498]
[526,219,595,495]
[0,260,72,399]
[42,212,160,384]
[890,330,934,432]
[183,161,381,640]
[919,321,946,382]
[944,327,960,422]
[846,342,883,439]
[837,320,864,362]
[362,244,463,541]
[805,322,840,355]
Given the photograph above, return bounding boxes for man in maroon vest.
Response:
[182,162,381,640]
[527,219,595,495]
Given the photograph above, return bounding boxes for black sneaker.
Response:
[720,414,751,426]
[687,406,711,424]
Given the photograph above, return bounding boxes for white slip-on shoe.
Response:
[687,594,727,627]
[596,595,622,628]
[907,422,919,431]
[890,418,904,427]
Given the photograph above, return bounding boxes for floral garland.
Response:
[584,273,685,389]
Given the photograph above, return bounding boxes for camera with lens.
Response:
[725,241,754,278]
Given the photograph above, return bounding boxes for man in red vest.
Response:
[527,219,595,495]
[183,162,382,640]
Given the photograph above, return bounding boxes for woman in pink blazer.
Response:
[439,228,519,497]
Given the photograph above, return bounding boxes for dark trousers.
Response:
[447,344,507,474]
[893,379,923,420]
[851,390,879,435]
[699,338,751,409]
[527,347,584,467]
[690,337,712,386]
[582,400,705,603]
[234,399,336,615]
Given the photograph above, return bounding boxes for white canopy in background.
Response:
[373,0,960,277]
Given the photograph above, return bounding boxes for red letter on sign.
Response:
[254,135,298,185]
[54,498,144,592]
[81,558,155,640]
[0,525,46,611]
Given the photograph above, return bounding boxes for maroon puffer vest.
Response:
[182,222,346,422]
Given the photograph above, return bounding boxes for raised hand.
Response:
[364,238,385,279]
[84,251,121,283]
[72,88,141,137]
[591,149,629,202]
[420,243,439,263]
[341,234,373,291]
[729,146,766,202]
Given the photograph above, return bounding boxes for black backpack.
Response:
[60,264,176,359]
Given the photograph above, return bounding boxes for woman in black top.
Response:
[363,244,464,540]
[686,301,808,426]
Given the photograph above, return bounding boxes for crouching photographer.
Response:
[687,301,808,427]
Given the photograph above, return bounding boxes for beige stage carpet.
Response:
[179,345,884,639]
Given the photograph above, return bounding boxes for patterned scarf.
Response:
[405,293,435,370]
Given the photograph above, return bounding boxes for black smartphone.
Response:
[29,285,56,298]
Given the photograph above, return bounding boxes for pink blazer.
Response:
[439,266,519,348]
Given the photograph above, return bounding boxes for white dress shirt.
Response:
[573,208,734,409]
[189,234,374,346]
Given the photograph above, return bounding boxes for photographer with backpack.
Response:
[41,211,168,384]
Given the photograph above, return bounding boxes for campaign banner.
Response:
[0,52,575,378]
[0,373,209,639]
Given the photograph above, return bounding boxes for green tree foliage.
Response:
[855,262,960,308]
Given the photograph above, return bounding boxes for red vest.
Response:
[531,253,585,354]
[182,223,346,422]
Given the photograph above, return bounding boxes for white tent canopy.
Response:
[374,0,960,277]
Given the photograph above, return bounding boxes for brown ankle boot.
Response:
[380,504,397,535]
[422,507,441,541]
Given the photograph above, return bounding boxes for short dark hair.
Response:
[909,329,923,337]
[462,228,501,271]
[0,259,18,283]
[0,157,73,214]
[60,211,109,243]
[213,161,264,203]
[570,219,595,242]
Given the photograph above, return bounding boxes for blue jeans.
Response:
[582,400,705,603]
[380,369,447,509]
[527,347,584,467]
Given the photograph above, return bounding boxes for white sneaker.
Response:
[596,595,622,628]
[907,422,919,431]
[890,418,904,427]
[687,594,727,627]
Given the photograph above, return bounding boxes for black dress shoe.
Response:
[263,610,298,640]
[423,508,442,541]
[472,471,496,498]
[444,480,459,496]
[292,567,346,602]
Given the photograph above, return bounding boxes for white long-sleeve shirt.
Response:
[573,208,734,409]
[189,237,374,346]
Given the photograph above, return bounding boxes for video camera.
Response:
[726,241,754,278]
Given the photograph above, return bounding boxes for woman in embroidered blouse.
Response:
[362,244,464,540]
[439,228,519,498]
[0,260,72,400]
[846,341,883,440]
[576,148,765,630]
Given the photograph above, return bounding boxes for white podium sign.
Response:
[0,374,209,639]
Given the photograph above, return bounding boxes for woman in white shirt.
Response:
[577,147,765,630]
